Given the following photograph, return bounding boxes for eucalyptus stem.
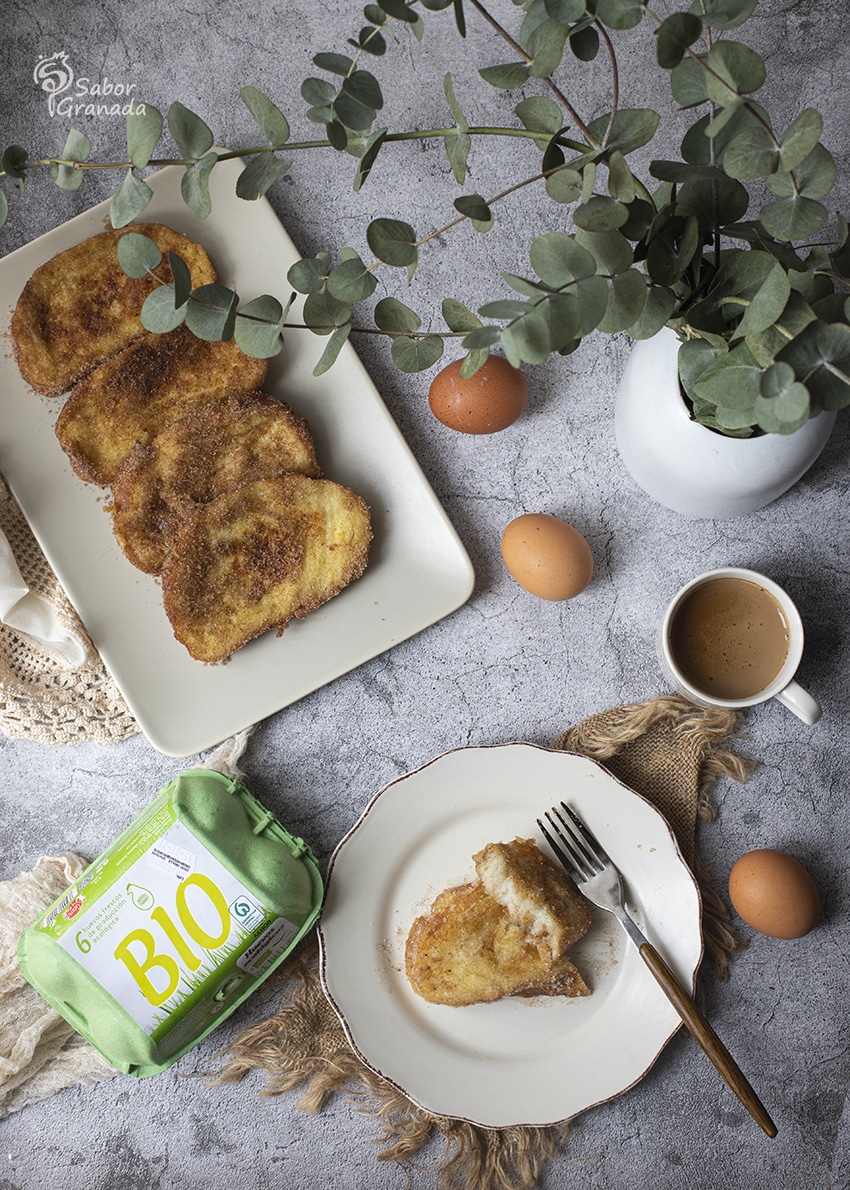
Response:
[465,0,598,146]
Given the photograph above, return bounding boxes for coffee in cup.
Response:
[659,568,821,725]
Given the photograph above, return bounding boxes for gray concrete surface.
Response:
[1,2,848,1187]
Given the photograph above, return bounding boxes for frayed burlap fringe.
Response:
[211,941,570,1190]
[211,696,755,1189]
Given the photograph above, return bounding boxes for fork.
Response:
[538,802,777,1139]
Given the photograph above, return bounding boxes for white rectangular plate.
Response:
[0,159,474,756]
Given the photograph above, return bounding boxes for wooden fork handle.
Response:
[639,942,778,1138]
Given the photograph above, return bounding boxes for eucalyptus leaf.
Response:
[354,128,388,190]
[459,348,490,378]
[140,285,187,333]
[596,0,644,31]
[301,78,337,107]
[692,341,761,411]
[501,306,552,364]
[168,250,192,308]
[670,55,709,107]
[303,288,352,334]
[779,108,822,174]
[607,151,636,203]
[235,152,292,200]
[586,109,660,155]
[0,189,7,230]
[333,91,376,131]
[442,298,482,333]
[501,272,552,298]
[443,73,469,134]
[544,0,586,19]
[545,166,583,204]
[776,321,850,410]
[374,296,421,333]
[181,151,217,219]
[705,40,766,106]
[574,228,634,274]
[536,292,581,352]
[760,195,828,242]
[117,232,163,278]
[656,13,703,70]
[343,70,383,111]
[444,129,471,185]
[454,193,491,221]
[527,19,568,79]
[168,102,214,160]
[689,0,756,29]
[240,86,291,149]
[313,52,355,75]
[573,196,629,232]
[287,253,330,294]
[391,334,444,372]
[327,121,349,150]
[678,336,726,401]
[479,62,531,90]
[574,275,610,335]
[767,143,836,201]
[462,326,502,350]
[313,323,352,375]
[110,169,154,227]
[515,95,562,136]
[326,254,378,301]
[711,251,791,338]
[569,24,599,62]
[1,145,27,182]
[184,283,238,341]
[676,174,750,225]
[723,124,778,179]
[530,232,597,288]
[367,217,418,266]
[356,25,387,55]
[234,295,286,358]
[598,269,648,332]
[625,284,678,339]
[478,299,532,320]
[127,104,162,168]
[378,0,419,22]
[51,128,91,190]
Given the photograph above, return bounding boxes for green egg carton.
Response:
[18,769,323,1077]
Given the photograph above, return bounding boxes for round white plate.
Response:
[318,742,703,1128]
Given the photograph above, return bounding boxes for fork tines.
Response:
[538,802,606,883]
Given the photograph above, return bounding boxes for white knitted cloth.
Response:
[0,479,137,745]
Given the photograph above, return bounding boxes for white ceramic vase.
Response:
[614,327,837,518]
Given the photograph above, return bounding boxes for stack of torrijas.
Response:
[11,224,372,663]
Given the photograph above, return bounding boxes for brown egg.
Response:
[728,849,820,940]
[501,513,594,601]
[428,355,528,434]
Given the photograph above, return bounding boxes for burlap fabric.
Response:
[0,479,137,745]
[210,697,756,1190]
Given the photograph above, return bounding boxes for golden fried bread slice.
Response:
[11,224,216,397]
[474,837,592,961]
[55,325,268,485]
[405,880,590,1006]
[161,474,372,663]
[111,393,322,574]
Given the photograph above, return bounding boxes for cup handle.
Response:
[775,679,822,725]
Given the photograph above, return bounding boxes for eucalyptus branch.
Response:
[466,0,598,146]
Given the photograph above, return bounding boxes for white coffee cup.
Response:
[658,567,821,726]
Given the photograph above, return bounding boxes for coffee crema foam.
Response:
[670,577,791,700]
